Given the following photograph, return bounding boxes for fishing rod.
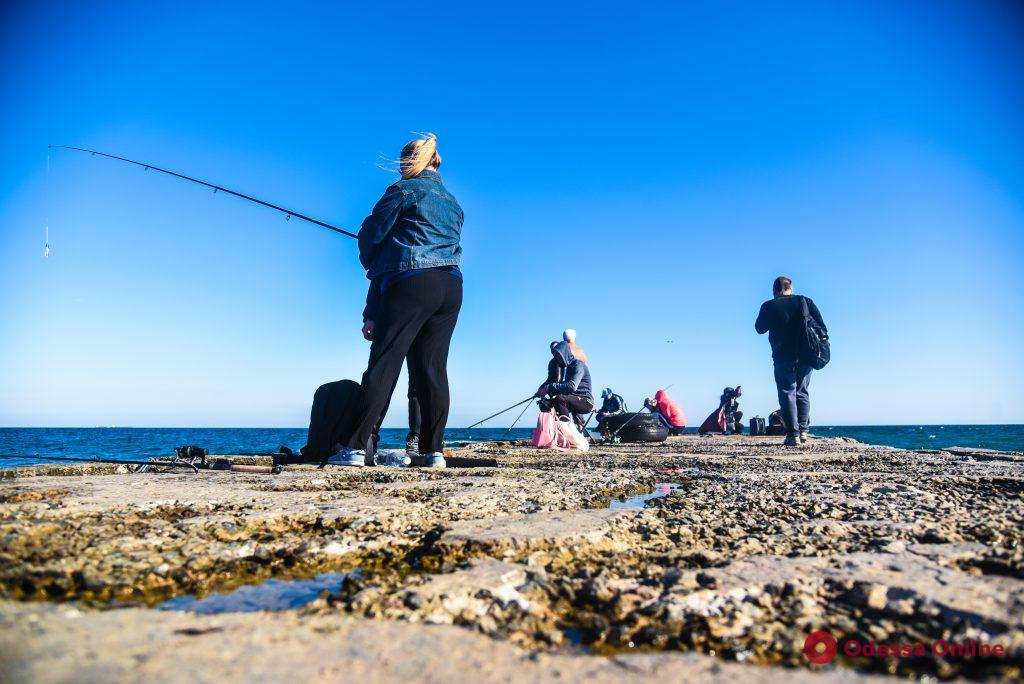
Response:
[610,406,654,439]
[0,453,280,474]
[466,396,535,430]
[503,399,536,439]
[607,385,675,440]
[48,145,358,239]
[0,453,200,471]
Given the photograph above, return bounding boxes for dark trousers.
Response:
[542,394,594,420]
[371,360,422,451]
[773,359,812,438]
[347,271,462,454]
[407,377,421,439]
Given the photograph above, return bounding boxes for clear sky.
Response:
[1,1,1022,428]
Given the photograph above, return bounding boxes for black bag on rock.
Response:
[799,296,830,370]
[749,416,766,436]
[300,380,361,462]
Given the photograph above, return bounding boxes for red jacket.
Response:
[655,389,686,428]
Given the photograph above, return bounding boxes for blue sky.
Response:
[1,0,1022,427]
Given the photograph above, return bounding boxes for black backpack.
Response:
[749,416,766,436]
[300,380,361,462]
[799,296,830,370]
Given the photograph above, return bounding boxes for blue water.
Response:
[159,572,350,613]
[0,425,1021,467]
[609,483,684,509]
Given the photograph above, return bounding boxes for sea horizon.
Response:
[1,424,1022,468]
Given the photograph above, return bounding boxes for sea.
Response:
[0,425,1021,468]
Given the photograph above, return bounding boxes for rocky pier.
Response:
[0,435,1021,682]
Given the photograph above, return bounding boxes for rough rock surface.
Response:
[0,435,1021,682]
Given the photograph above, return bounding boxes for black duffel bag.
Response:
[300,379,361,462]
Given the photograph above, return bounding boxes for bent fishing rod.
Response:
[48,145,358,239]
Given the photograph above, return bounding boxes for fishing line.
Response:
[44,151,50,258]
[503,399,536,439]
[48,145,358,239]
[466,396,535,430]
[610,406,653,439]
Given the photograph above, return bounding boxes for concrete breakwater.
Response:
[0,435,1021,682]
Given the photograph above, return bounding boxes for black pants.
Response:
[541,394,594,420]
[407,377,421,439]
[774,359,812,438]
[347,271,462,454]
[371,359,422,451]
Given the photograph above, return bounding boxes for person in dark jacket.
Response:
[596,388,626,421]
[755,276,827,446]
[720,386,743,434]
[333,134,463,469]
[536,341,594,420]
[696,386,741,435]
[362,279,421,457]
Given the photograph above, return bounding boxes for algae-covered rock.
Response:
[0,435,1021,681]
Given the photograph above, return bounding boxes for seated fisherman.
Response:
[722,386,743,434]
[698,386,743,435]
[644,388,687,435]
[536,341,594,420]
[597,388,626,421]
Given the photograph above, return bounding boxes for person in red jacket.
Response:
[645,389,686,435]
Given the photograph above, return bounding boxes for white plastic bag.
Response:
[555,415,590,451]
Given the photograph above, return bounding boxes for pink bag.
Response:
[532,409,589,451]
[531,409,559,449]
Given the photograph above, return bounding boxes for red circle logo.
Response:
[804,630,838,664]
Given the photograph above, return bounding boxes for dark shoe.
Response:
[783,435,799,447]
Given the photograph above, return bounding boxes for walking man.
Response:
[755,276,827,446]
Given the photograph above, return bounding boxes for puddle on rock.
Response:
[609,483,682,510]
[158,571,357,614]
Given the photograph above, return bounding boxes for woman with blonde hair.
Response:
[334,134,464,468]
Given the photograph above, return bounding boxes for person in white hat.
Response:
[562,328,588,364]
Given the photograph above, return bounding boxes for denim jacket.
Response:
[358,170,464,277]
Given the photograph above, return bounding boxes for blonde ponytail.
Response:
[399,133,442,179]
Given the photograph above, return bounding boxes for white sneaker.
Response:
[409,452,446,468]
[327,449,366,467]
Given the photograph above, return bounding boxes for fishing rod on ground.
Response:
[48,145,358,239]
[0,454,280,475]
[466,396,536,430]
[0,453,202,473]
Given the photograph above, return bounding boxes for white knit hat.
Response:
[563,328,577,343]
